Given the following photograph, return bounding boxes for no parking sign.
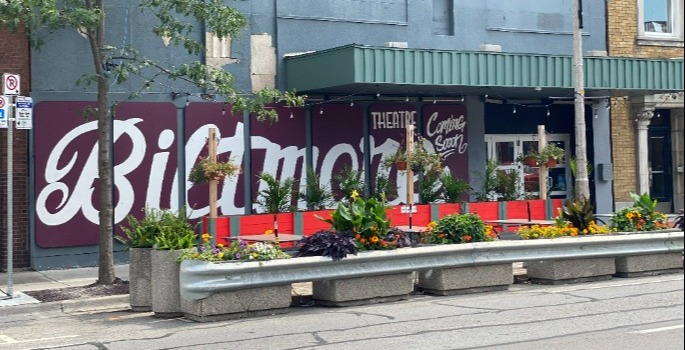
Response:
[2,73,20,95]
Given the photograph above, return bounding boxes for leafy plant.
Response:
[292,230,358,261]
[152,208,198,250]
[298,167,334,210]
[188,157,240,184]
[495,168,521,201]
[333,165,366,203]
[116,206,166,248]
[540,143,565,162]
[419,169,442,203]
[423,213,496,244]
[408,137,443,174]
[440,174,470,203]
[382,148,408,170]
[516,149,541,166]
[316,191,393,250]
[610,192,669,232]
[561,197,596,232]
[474,160,500,202]
[255,172,296,214]
[371,172,397,203]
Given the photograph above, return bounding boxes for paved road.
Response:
[1,273,683,350]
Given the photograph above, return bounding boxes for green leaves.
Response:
[561,197,595,232]
[630,192,658,214]
[256,172,296,214]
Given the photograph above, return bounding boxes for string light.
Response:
[546,108,550,117]
[350,100,354,107]
[405,96,409,102]
[319,108,323,115]
[512,106,517,114]
[376,92,380,98]
[593,108,598,118]
[290,111,294,119]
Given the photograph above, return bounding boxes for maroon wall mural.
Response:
[32,101,469,249]
[34,102,177,247]
[184,102,245,218]
[422,104,469,182]
[311,103,363,200]
[249,106,306,212]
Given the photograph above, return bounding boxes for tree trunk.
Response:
[90,0,116,284]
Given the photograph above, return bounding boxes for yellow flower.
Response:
[264,229,273,235]
[216,243,224,248]
[351,190,359,200]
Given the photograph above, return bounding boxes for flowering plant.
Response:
[517,221,611,239]
[610,193,669,231]
[178,233,291,262]
[188,157,240,184]
[316,190,397,250]
[422,214,497,244]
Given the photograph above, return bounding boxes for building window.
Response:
[638,0,683,40]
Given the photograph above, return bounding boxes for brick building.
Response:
[607,0,685,212]
[0,26,31,270]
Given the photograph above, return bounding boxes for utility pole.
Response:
[572,0,590,200]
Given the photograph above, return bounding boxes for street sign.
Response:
[400,205,417,214]
[0,95,8,128]
[2,73,20,95]
[15,96,32,129]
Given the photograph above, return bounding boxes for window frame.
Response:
[637,0,683,40]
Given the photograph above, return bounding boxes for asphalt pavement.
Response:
[1,263,527,316]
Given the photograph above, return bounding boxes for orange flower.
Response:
[370,236,379,244]
[438,233,445,239]
[463,235,472,242]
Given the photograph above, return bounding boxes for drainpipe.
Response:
[636,106,654,195]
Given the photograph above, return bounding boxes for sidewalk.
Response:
[1,263,527,315]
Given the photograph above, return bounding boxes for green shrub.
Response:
[440,174,470,203]
[424,213,495,244]
[298,167,334,210]
[256,172,296,213]
[333,165,365,203]
[150,208,198,250]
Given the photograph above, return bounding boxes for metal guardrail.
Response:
[180,230,684,300]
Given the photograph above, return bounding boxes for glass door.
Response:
[486,134,571,199]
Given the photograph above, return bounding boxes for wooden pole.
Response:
[208,128,218,243]
[538,125,548,199]
[406,124,415,228]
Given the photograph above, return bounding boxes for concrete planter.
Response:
[614,253,684,277]
[526,257,616,285]
[417,263,513,295]
[128,247,152,311]
[151,249,183,318]
[181,284,292,322]
[312,272,414,307]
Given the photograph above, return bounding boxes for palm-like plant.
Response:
[256,172,296,214]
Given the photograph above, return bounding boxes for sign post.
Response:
[2,73,20,299]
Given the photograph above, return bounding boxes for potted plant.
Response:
[150,208,198,318]
[178,236,292,322]
[382,148,409,171]
[407,137,443,173]
[116,206,165,312]
[540,143,565,167]
[255,172,296,213]
[188,156,240,184]
[516,150,541,167]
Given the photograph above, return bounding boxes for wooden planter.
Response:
[525,257,616,285]
[417,263,513,295]
[182,284,292,322]
[151,249,184,318]
[129,247,152,312]
[614,253,684,278]
[312,272,414,307]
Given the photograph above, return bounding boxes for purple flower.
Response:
[235,253,241,260]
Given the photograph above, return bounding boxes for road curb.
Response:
[1,294,130,316]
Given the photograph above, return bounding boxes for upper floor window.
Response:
[639,0,683,40]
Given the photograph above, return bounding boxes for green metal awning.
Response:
[284,44,683,99]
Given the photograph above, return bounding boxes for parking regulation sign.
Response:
[15,96,33,129]
[0,95,8,128]
[2,73,20,95]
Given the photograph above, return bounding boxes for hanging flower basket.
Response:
[524,157,539,167]
[545,158,557,168]
[188,157,241,184]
